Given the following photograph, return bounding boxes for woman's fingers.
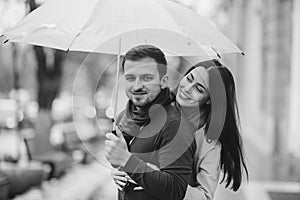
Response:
[113,174,127,182]
[111,169,131,191]
[117,185,122,191]
[112,169,128,176]
[115,179,126,191]
[116,180,126,187]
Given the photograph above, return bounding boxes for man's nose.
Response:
[133,78,143,90]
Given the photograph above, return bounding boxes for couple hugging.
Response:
[104,45,248,200]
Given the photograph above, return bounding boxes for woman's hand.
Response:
[111,168,128,191]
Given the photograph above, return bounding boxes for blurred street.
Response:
[2,124,297,200]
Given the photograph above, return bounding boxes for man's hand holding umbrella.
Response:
[105,127,131,167]
[105,127,142,191]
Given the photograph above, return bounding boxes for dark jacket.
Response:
[117,103,196,200]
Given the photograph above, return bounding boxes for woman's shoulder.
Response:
[205,136,221,149]
[195,129,221,157]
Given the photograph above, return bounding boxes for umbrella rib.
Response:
[82,0,108,30]
[211,47,221,58]
[1,34,9,44]
[151,0,180,29]
[67,0,108,51]
[141,0,211,55]
[67,33,80,51]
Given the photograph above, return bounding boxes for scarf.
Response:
[118,88,173,143]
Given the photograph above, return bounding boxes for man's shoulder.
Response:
[164,104,181,122]
[164,104,189,126]
[159,105,196,154]
[163,104,194,136]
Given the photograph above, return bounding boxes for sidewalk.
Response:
[215,184,245,200]
[213,126,300,200]
[10,126,297,200]
[11,138,118,200]
[12,161,117,200]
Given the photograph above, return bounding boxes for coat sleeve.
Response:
[122,120,196,200]
[184,144,221,200]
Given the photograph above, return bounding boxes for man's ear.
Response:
[160,75,169,89]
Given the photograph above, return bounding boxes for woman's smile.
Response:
[178,89,191,100]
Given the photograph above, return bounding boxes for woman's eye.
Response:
[186,76,192,82]
[195,86,203,93]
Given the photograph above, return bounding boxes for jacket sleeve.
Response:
[184,144,221,200]
[122,120,196,200]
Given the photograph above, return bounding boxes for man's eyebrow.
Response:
[125,73,154,77]
[141,74,155,76]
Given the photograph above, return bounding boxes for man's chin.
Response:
[133,100,147,107]
[132,97,148,107]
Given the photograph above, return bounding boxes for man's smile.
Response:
[132,91,147,95]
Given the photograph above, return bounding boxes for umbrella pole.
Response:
[112,38,122,135]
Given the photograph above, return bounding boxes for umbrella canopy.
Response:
[1,0,244,132]
[1,0,242,57]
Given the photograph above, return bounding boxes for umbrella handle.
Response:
[111,118,120,169]
[112,37,122,136]
[112,119,117,135]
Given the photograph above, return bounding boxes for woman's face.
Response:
[176,67,210,107]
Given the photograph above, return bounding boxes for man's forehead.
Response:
[124,58,158,74]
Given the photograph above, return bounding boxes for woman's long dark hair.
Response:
[215,66,248,191]
[183,59,248,191]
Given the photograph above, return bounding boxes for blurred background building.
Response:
[0,0,299,200]
[213,0,300,182]
[202,0,300,199]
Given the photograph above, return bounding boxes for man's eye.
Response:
[143,76,153,81]
[125,76,135,82]
[186,75,192,82]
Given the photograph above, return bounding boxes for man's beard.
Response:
[128,87,160,107]
[131,94,149,107]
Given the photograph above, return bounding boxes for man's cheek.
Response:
[125,90,132,99]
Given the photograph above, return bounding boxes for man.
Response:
[105,45,196,200]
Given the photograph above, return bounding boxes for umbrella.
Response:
[1,0,243,130]
[1,0,242,56]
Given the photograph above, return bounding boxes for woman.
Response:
[176,59,248,200]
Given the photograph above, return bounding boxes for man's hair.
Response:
[122,45,167,78]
